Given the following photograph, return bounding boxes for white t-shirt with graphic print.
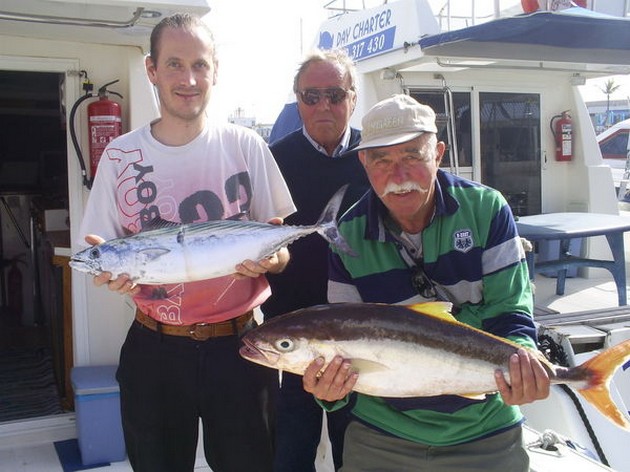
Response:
[78,120,295,325]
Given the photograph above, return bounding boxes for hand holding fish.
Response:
[303,356,358,402]
[495,348,551,406]
[233,247,290,278]
[233,218,290,279]
[85,234,140,295]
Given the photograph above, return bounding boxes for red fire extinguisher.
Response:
[550,111,573,162]
[88,85,122,179]
[70,73,123,189]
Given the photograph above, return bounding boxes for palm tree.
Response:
[599,79,621,127]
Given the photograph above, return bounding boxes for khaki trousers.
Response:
[341,420,529,472]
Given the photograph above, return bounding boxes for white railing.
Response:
[323,0,628,32]
[322,0,524,30]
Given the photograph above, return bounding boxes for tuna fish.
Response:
[69,185,356,284]
[240,302,630,430]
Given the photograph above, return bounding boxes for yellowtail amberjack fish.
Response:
[69,185,356,284]
[239,302,630,430]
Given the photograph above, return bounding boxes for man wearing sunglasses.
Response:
[303,95,550,472]
[262,49,369,472]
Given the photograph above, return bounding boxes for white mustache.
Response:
[380,182,428,198]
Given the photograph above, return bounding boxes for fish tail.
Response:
[572,339,630,430]
[317,185,357,257]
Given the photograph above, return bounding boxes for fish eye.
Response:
[274,338,294,352]
[88,247,100,260]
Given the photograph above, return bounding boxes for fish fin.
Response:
[141,217,181,231]
[457,393,487,400]
[408,302,533,354]
[575,339,630,430]
[225,212,248,221]
[349,358,389,374]
[407,302,455,321]
[137,247,171,261]
[317,185,358,257]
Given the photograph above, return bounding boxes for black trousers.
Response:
[116,321,274,472]
[273,372,351,472]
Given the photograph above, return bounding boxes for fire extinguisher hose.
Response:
[69,93,96,189]
[549,113,561,140]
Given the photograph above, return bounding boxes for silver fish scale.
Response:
[70,184,352,284]
[71,221,326,284]
[173,219,274,237]
[173,221,315,251]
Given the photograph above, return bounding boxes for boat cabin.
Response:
[0,0,210,441]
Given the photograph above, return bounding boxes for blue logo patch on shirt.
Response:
[453,229,473,253]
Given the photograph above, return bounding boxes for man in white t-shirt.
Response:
[78,13,295,472]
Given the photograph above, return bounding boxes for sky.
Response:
[204,0,630,124]
[205,1,328,123]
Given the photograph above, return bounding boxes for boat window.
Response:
[409,90,472,170]
[479,92,541,217]
[599,130,630,160]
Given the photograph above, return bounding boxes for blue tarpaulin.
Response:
[269,102,302,145]
[419,7,630,66]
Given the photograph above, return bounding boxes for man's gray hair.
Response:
[293,48,357,93]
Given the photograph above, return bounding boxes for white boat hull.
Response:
[522,315,630,471]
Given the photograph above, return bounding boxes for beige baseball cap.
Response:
[355,94,438,151]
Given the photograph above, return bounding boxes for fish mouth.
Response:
[239,338,279,365]
[68,259,101,276]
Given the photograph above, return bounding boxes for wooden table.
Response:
[516,212,630,306]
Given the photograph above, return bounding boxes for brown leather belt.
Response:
[135,309,254,340]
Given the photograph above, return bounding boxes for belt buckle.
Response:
[189,323,212,341]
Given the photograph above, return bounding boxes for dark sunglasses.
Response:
[297,87,351,106]
[411,265,437,299]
